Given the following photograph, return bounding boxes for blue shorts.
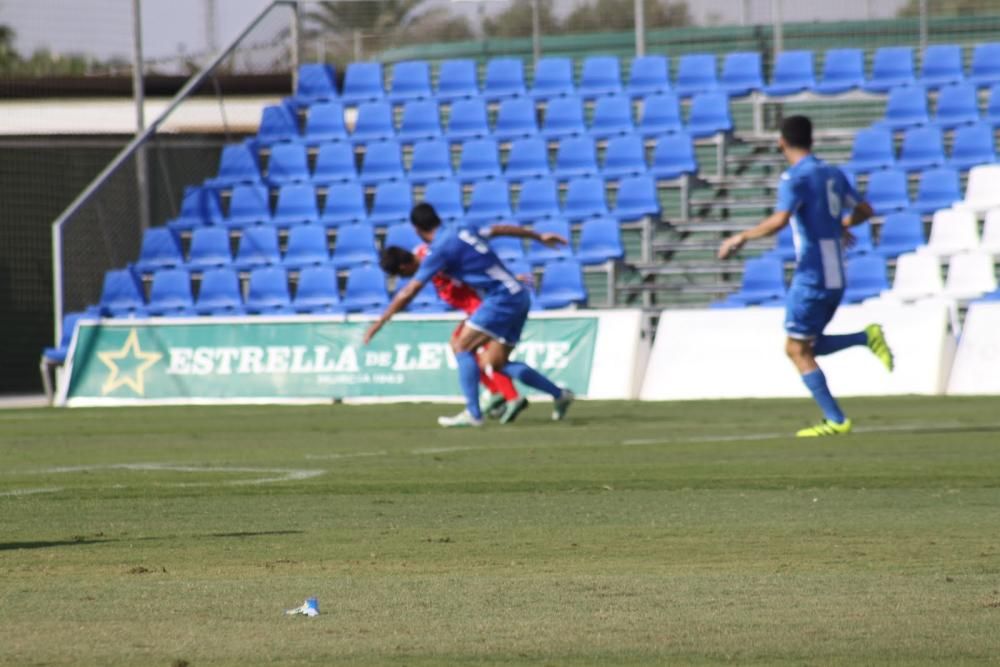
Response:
[466,288,531,346]
[784,284,844,340]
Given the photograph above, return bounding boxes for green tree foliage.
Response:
[564,0,691,32]
[482,0,560,39]
[897,0,986,16]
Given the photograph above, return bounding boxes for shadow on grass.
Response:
[0,538,113,551]
[207,530,304,538]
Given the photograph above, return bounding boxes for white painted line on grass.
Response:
[304,451,388,461]
[0,487,64,497]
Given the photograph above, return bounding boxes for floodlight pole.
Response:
[919,0,929,52]
[132,0,151,234]
[771,0,784,57]
[531,0,541,64]
[634,0,646,57]
[291,0,303,91]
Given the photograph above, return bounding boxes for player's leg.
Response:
[441,325,494,427]
[478,343,522,421]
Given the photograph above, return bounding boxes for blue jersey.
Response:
[413,224,524,298]
[775,155,860,290]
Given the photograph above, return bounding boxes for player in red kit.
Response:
[381,243,527,423]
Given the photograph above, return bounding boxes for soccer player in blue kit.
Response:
[364,203,575,428]
[718,116,895,437]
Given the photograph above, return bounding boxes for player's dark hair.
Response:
[410,202,442,232]
[780,115,813,150]
[379,246,416,276]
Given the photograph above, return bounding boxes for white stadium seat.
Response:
[943,250,998,300]
[885,251,944,300]
[953,164,1000,215]
[980,208,1000,256]
[925,207,980,257]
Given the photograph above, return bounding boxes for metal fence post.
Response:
[919,0,929,53]
[291,0,302,91]
[771,0,784,57]
[634,0,646,57]
[132,0,150,234]
[531,0,541,64]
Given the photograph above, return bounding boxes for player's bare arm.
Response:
[842,201,875,228]
[717,210,792,260]
[363,278,426,344]
[488,224,567,248]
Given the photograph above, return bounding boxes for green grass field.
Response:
[2,397,999,666]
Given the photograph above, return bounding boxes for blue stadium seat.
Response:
[186,226,232,270]
[304,100,348,144]
[466,180,512,224]
[494,96,539,141]
[562,176,609,220]
[765,223,796,262]
[320,181,367,227]
[675,53,718,97]
[815,48,865,95]
[436,59,479,102]
[342,262,389,313]
[311,141,357,185]
[934,81,980,129]
[266,140,310,187]
[728,256,786,305]
[446,97,490,142]
[910,166,962,215]
[875,211,925,258]
[397,99,442,143]
[388,60,432,104]
[194,267,244,315]
[844,126,895,174]
[627,55,670,98]
[359,139,404,185]
[408,138,453,183]
[245,266,292,314]
[866,168,911,214]
[423,179,464,221]
[234,225,281,271]
[351,101,395,144]
[880,85,930,130]
[576,216,625,264]
[368,181,412,227]
[579,55,622,99]
[293,265,345,314]
[845,220,874,257]
[42,311,93,365]
[273,183,319,228]
[527,218,573,265]
[637,92,682,137]
[205,141,261,190]
[985,83,1000,125]
[554,135,599,180]
[167,186,225,231]
[970,43,1000,88]
[147,268,195,316]
[843,254,889,303]
[225,183,271,229]
[613,173,660,221]
[384,221,422,252]
[99,268,147,317]
[332,221,379,268]
[541,95,586,140]
[650,132,697,179]
[504,136,551,181]
[514,176,560,223]
[897,125,945,171]
[135,227,183,274]
[282,223,330,269]
[340,62,385,105]
[483,57,527,101]
[589,94,634,139]
[457,137,502,183]
[256,103,299,146]
[291,63,338,108]
[920,44,964,89]
[536,258,587,309]
[720,52,764,97]
[490,235,525,262]
[602,133,647,179]
[530,57,575,101]
[864,47,916,92]
[686,91,733,137]
[764,50,816,96]
[949,122,997,170]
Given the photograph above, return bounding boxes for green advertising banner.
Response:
[63,316,597,405]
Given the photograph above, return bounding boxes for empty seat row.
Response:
[862,167,964,215]
[846,122,997,174]
[880,82,1000,131]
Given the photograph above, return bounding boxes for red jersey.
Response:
[414,243,482,315]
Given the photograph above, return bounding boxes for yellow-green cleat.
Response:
[865,324,894,372]
[796,418,853,437]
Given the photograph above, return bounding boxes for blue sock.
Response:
[801,368,846,424]
[503,361,562,398]
[814,331,867,356]
[455,351,482,419]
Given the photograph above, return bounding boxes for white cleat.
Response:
[437,409,484,428]
[551,390,575,421]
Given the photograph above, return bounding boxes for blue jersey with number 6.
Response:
[775,155,859,290]
[413,224,522,298]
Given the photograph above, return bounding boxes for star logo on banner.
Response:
[97,329,162,396]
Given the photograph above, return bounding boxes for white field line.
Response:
[304,451,388,461]
[0,487,65,497]
[9,464,325,493]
